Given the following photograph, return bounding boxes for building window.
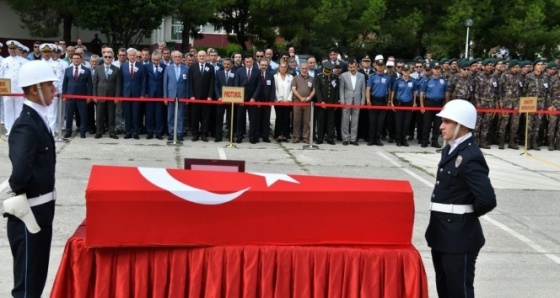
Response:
[171,17,183,41]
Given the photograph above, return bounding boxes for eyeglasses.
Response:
[34,46,39,48]
[256,55,263,58]
[396,66,402,69]
[103,56,113,59]
[59,43,65,45]
[415,66,423,68]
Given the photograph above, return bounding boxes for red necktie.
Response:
[74,66,79,80]
[130,63,134,78]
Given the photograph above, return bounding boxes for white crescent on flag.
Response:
[137,167,250,205]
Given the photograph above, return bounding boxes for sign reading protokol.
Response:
[222,86,244,103]
[519,97,537,113]
[0,79,11,95]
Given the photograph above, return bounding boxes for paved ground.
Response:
[0,125,559,297]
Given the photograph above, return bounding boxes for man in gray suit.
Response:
[339,59,366,145]
[163,50,189,141]
[93,50,121,139]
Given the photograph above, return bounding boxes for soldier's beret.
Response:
[440,58,448,64]
[459,61,471,68]
[483,59,493,66]
[546,62,557,69]
[508,59,519,68]
[533,58,544,66]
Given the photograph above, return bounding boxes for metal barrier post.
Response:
[303,101,319,150]
[167,97,183,146]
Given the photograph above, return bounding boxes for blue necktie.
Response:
[175,65,180,81]
[105,66,109,79]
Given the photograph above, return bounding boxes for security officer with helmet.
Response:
[425,99,497,298]
[5,60,59,298]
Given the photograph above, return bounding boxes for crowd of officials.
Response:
[2,39,560,150]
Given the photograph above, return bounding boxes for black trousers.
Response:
[422,101,443,144]
[394,101,414,143]
[87,101,96,132]
[432,249,478,298]
[65,99,87,134]
[122,101,140,135]
[368,101,387,141]
[274,105,291,139]
[190,103,209,137]
[7,201,55,298]
[256,105,272,140]
[316,106,335,141]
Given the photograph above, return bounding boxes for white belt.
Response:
[28,190,56,207]
[430,202,474,214]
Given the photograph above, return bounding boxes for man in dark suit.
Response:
[425,100,496,298]
[7,60,59,298]
[62,53,93,138]
[142,51,166,140]
[93,51,121,139]
[214,57,236,142]
[254,58,276,142]
[188,50,215,142]
[163,50,189,141]
[234,54,261,143]
[120,48,146,139]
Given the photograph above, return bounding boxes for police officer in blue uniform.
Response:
[366,55,392,146]
[6,61,59,298]
[425,99,497,298]
[390,64,417,146]
[420,61,449,148]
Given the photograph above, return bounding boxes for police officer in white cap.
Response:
[5,60,59,298]
[0,40,28,136]
[425,99,497,298]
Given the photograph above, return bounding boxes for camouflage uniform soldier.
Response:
[449,61,473,100]
[474,59,499,149]
[523,59,548,150]
[546,63,560,150]
[498,60,522,149]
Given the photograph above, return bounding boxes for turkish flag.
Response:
[86,165,414,247]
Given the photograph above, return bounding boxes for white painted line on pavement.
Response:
[377,152,434,187]
[0,179,9,192]
[379,151,560,265]
[218,148,227,160]
[482,215,560,265]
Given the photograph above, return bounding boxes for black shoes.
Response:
[431,141,441,148]
[214,138,222,142]
[133,134,139,140]
[343,141,349,146]
[124,134,132,139]
[201,136,208,142]
[146,134,153,140]
[192,136,199,142]
[316,139,324,144]
[94,134,102,139]
[109,134,119,139]
[262,138,271,143]
[327,140,335,145]
[350,141,359,146]
[236,138,242,143]
[155,134,163,140]
[374,139,383,146]
[80,133,86,138]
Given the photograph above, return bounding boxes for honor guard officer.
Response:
[419,61,449,148]
[1,40,29,136]
[426,99,497,298]
[5,60,59,298]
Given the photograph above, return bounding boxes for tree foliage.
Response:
[6,0,560,60]
[72,0,176,48]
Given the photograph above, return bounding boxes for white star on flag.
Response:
[250,173,300,187]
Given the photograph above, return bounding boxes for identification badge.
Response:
[133,67,139,72]
[455,155,463,168]
[544,83,549,88]
[182,74,187,80]
[215,66,220,70]
[381,78,386,84]
[307,82,313,88]
[519,82,523,87]
[439,79,444,85]
[408,82,413,88]
[492,81,497,87]
[331,80,337,87]
[79,69,84,74]
[157,67,162,72]
[205,66,210,72]
[228,73,235,78]
[266,80,271,85]
[107,69,113,75]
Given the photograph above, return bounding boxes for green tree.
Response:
[175,0,218,50]
[212,0,252,51]
[3,0,74,40]
[72,0,176,48]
